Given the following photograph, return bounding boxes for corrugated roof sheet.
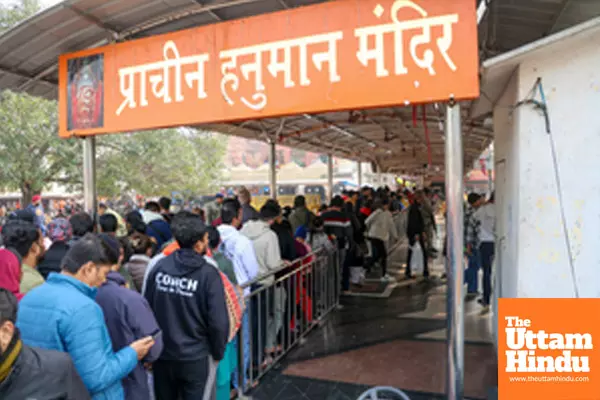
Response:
[2,0,596,173]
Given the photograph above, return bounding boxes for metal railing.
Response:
[235,246,340,393]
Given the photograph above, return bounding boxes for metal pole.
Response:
[83,136,97,216]
[445,102,464,400]
[327,154,334,203]
[269,141,277,199]
[357,161,363,188]
[488,147,494,194]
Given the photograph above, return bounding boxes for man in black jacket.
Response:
[144,212,229,400]
[406,190,430,279]
[0,288,90,400]
[321,196,353,292]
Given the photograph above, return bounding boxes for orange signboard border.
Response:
[59,0,479,138]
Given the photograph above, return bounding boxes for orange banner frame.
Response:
[58,0,479,138]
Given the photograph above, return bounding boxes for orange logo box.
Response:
[498,299,600,400]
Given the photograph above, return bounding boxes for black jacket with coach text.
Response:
[144,249,229,362]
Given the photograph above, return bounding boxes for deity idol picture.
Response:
[66,54,105,131]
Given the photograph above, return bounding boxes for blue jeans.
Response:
[231,312,250,390]
[479,242,495,305]
[465,248,481,293]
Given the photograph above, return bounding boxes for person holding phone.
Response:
[16,233,156,399]
[96,234,164,400]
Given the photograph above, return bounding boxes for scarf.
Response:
[0,329,22,382]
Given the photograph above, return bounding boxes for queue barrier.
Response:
[235,246,340,393]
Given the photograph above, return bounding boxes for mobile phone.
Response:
[150,329,162,341]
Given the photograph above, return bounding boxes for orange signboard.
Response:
[58,0,479,138]
[499,299,600,399]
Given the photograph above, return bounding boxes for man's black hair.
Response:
[330,195,344,209]
[221,198,241,225]
[99,214,118,234]
[260,199,281,220]
[145,201,161,213]
[7,209,35,224]
[98,203,108,210]
[70,212,95,237]
[282,206,292,219]
[467,193,481,205]
[171,211,208,249]
[293,195,306,208]
[98,233,121,264]
[207,226,220,250]
[159,197,171,211]
[126,211,146,235]
[312,216,324,229]
[61,233,112,274]
[0,288,18,324]
[1,220,40,258]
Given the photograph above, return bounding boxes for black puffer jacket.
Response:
[0,342,90,400]
[37,241,69,280]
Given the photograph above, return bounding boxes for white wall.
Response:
[494,27,600,305]
[492,67,520,349]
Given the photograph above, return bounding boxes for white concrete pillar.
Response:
[83,136,97,216]
[327,154,334,203]
[445,102,464,400]
[357,161,363,188]
[269,141,277,199]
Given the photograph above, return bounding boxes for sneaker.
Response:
[381,274,391,282]
[465,293,477,301]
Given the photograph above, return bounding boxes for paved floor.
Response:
[249,238,497,400]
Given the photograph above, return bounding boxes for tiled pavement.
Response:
[248,238,497,400]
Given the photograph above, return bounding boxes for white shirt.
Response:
[474,203,495,243]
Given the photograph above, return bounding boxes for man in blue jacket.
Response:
[145,212,230,400]
[16,233,156,400]
[96,234,163,400]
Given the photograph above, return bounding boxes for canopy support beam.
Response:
[445,102,464,400]
[269,140,277,199]
[357,161,363,188]
[327,154,334,203]
[83,136,97,217]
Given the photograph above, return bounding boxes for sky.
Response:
[41,0,62,10]
[1,0,62,10]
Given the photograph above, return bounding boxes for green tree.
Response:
[0,90,82,204]
[95,129,226,198]
[0,0,40,33]
[0,0,227,204]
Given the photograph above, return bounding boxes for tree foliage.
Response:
[95,129,226,198]
[0,0,227,203]
[0,89,227,202]
[0,0,40,33]
[0,91,82,204]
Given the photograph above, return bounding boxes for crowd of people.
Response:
[0,184,451,400]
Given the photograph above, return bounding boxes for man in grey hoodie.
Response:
[240,200,286,363]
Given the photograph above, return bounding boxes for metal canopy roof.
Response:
[1,0,597,173]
